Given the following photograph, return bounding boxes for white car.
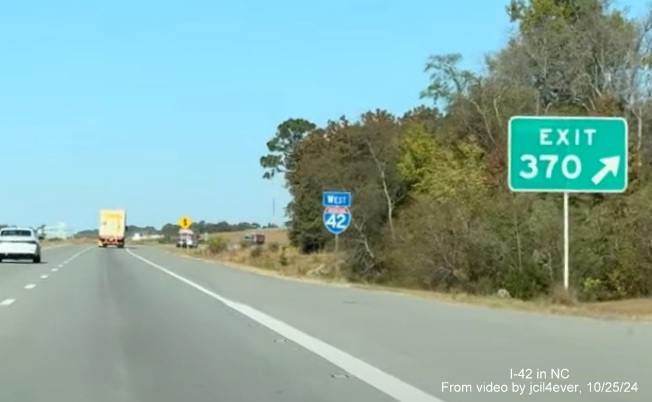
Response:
[176,236,197,248]
[0,227,42,263]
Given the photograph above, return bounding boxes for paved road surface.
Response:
[0,245,649,401]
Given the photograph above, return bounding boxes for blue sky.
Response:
[0,0,647,231]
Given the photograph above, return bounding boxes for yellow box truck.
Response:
[98,209,127,248]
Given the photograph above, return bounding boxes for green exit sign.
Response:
[508,116,628,193]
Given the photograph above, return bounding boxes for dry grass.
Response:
[186,241,337,280]
[351,286,652,321]
[173,246,354,289]
[584,298,652,317]
[208,228,290,245]
[167,230,652,322]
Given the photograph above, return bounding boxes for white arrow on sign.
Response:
[591,156,620,185]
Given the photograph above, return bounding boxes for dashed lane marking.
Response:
[61,247,92,265]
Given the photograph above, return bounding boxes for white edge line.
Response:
[0,298,15,306]
[125,248,444,402]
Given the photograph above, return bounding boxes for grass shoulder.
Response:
[164,229,652,322]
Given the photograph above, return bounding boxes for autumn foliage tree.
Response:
[260,0,652,301]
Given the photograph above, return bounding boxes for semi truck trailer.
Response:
[98,209,126,248]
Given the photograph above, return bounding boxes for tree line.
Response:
[259,0,652,301]
[74,221,279,238]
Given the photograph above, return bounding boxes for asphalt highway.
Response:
[0,245,649,402]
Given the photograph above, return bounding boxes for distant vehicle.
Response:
[176,228,198,248]
[244,233,265,245]
[0,227,42,263]
[98,209,127,248]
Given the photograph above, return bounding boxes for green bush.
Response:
[207,236,227,254]
[257,2,652,301]
[250,246,263,258]
[279,246,289,266]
